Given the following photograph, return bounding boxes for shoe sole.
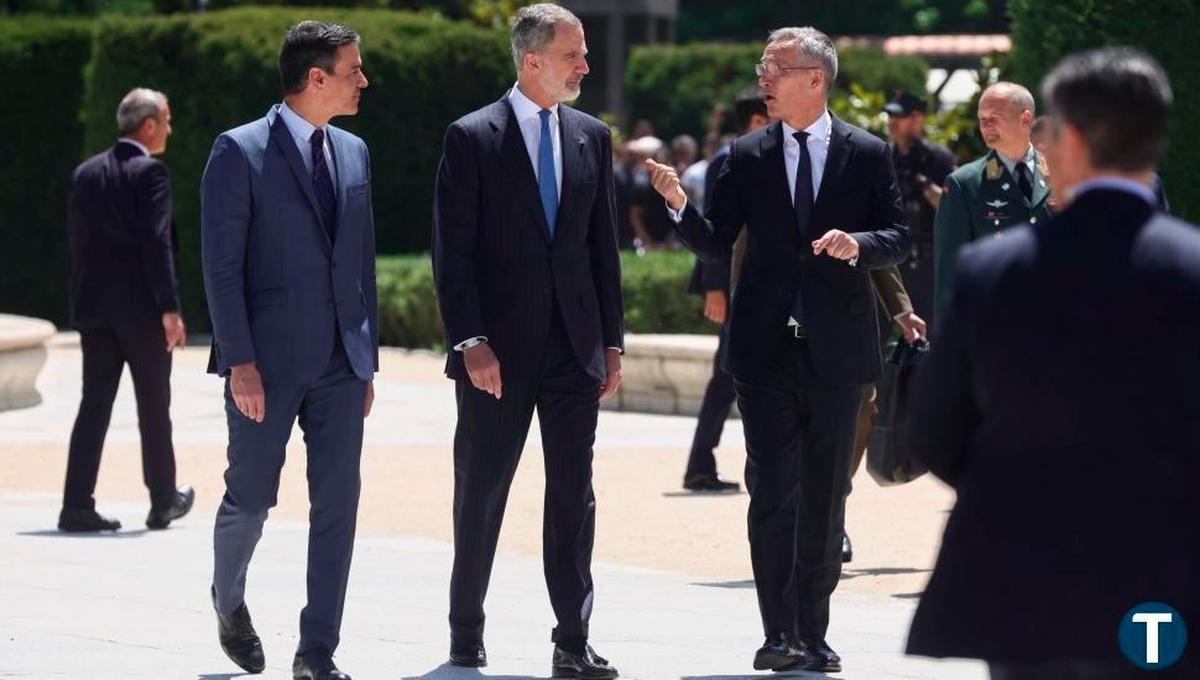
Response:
[804,661,842,673]
[753,652,801,671]
[57,525,120,532]
[552,666,619,679]
[448,658,487,668]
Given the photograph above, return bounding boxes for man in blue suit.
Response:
[907,48,1199,679]
[201,21,375,680]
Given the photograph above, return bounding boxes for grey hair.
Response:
[767,27,838,90]
[982,81,1036,116]
[509,3,582,73]
[116,87,167,136]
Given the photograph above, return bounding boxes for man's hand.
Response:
[644,159,687,212]
[464,342,502,399]
[230,362,265,423]
[812,229,860,261]
[922,182,944,209]
[364,380,374,418]
[895,311,927,342]
[598,348,623,401]
[704,290,728,325]
[162,312,186,352]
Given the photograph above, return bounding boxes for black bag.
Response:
[867,337,930,486]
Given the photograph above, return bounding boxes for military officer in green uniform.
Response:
[934,82,1053,313]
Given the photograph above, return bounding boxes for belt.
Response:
[788,324,808,339]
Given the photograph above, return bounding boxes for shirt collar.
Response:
[781,109,832,145]
[279,100,325,144]
[117,138,150,157]
[997,144,1036,175]
[509,84,558,123]
[1071,176,1158,206]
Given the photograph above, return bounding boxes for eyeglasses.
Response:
[756,62,822,78]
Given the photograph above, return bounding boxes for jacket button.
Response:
[1030,217,1038,224]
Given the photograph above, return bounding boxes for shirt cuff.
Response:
[892,311,909,321]
[453,336,487,352]
[666,197,687,223]
[605,346,623,355]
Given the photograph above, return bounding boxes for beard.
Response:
[540,70,582,103]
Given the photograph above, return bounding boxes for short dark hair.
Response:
[733,86,768,133]
[1041,47,1172,172]
[278,21,360,95]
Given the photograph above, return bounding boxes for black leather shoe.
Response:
[753,632,806,671]
[552,644,618,679]
[58,507,121,532]
[449,639,487,667]
[842,532,853,563]
[212,586,265,674]
[683,473,740,493]
[293,648,350,680]
[802,638,842,673]
[146,485,195,529]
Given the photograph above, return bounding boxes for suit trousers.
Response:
[734,336,865,641]
[212,338,366,655]
[449,308,602,652]
[685,323,735,477]
[64,320,176,511]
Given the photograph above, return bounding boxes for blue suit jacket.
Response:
[201,105,378,384]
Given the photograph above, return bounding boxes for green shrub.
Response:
[376,251,711,349]
[82,8,510,330]
[624,42,928,141]
[1009,0,1200,221]
[0,18,93,325]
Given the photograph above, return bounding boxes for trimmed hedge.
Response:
[376,250,711,349]
[1009,0,1200,221]
[0,18,93,325]
[625,42,928,142]
[82,7,511,330]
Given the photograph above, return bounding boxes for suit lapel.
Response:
[497,98,552,242]
[555,106,586,242]
[814,115,853,213]
[1031,151,1050,209]
[269,107,332,252]
[328,126,355,248]
[760,122,797,235]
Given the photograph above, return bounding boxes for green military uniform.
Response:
[933,147,1053,312]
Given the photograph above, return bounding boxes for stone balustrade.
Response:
[0,314,56,411]
[602,333,738,417]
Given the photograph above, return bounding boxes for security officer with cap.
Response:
[934,82,1052,314]
[885,90,955,323]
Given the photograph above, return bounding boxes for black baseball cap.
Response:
[884,90,928,116]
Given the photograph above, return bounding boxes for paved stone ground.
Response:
[0,338,985,679]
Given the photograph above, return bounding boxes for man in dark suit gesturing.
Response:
[202,21,375,680]
[648,27,909,674]
[432,4,624,677]
[62,87,193,533]
[907,48,1199,680]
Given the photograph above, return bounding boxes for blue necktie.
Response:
[791,131,813,326]
[537,109,559,236]
[310,128,336,242]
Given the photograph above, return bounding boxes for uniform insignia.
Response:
[986,199,1008,209]
[986,158,1002,180]
[1002,183,1010,191]
[1036,151,1050,179]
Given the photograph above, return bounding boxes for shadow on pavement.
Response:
[18,528,150,538]
[403,664,548,679]
[694,567,929,589]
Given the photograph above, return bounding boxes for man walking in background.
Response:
[933,82,1051,314]
[61,87,193,533]
[202,21,376,680]
[433,4,624,677]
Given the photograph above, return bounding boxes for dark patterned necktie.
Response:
[310,128,336,242]
[791,130,813,326]
[1016,162,1034,203]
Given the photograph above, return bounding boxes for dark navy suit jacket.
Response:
[907,187,1200,664]
[68,141,180,327]
[432,95,624,385]
[201,105,378,384]
[674,116,910,384]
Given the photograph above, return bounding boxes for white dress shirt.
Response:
[997,144,1037,183]
[782,109,832,204]
[278,101,337,185]
[508,84,562,197]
